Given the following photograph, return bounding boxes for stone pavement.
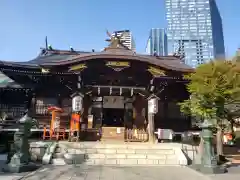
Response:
[0,165,240,180]
[0,171,29,180]
[209,165,240,180]
[0,165,210,180]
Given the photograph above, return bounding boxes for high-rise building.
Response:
[237,49,240,56]
[145,28,168,56]
[165,0,225,68]
[235,48,240,61]
[112,30,136,51]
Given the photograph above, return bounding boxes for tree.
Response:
[179,59,240,160]
[224,103,240,134]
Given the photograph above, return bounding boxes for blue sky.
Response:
[0,0,239,61]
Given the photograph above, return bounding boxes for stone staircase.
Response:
[51,142,188,166]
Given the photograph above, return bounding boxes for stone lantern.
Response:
[3,112,39,173]
[194,119,226,174]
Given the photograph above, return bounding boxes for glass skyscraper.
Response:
[165,0,225,68]
[145,28,168,56]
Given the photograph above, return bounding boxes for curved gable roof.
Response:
[37,48,193,72]
[0,48,193,72]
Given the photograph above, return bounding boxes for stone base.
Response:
[190,164,227,174]
[2,162,40,173]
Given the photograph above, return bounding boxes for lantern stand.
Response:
[69,112,81,142]
[69,92,83,142]
[43,106,65,140]
[147,94,159,143]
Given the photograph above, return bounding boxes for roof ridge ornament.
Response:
[105,30,129,50]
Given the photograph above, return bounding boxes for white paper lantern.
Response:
[72,95,83,112]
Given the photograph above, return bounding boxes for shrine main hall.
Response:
[0,35,194,142]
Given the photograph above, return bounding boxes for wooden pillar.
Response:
[133,95,146,129]
[81,95,92,128]
[91,98,103,128]
[163,101,168,120]
[30,94,36,116]
[25,91,36,117]
[57,94,62,108]
[124,98,133,129]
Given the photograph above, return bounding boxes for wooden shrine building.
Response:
[0,33,194,142]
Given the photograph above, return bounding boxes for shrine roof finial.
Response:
[105,30,129,50]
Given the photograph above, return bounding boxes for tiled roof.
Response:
[0,72,21,88]
[28,54,77,64]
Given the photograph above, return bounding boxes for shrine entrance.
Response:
[87,90,148,142]
[102,108,124,127]
[102,96,125,127]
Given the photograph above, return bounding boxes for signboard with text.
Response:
[106,61,130,71]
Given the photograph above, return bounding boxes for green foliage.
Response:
[179,59,240,125]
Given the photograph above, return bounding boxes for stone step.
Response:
[51,158,66,166]
[55,146,68,153]
[51,156,180,166]
[27,141,187,166]
[54,142,187,166]
[85,153,179,165]
[51,151,180,166]
[61,142,176,150]
[55,147,62,153]
[66,148,175,155]
[84,158,180,166]
[52,152,65,159]
[85,153,173,160]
